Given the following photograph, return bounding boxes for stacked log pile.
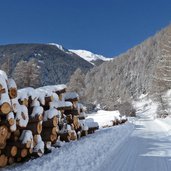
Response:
[0,70,128,168]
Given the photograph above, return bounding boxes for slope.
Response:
[0,43,93,88]
[69,49,112,66]
[69,25,171,113]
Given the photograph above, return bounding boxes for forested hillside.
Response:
[68,25,171,116]
[0,44,93,88]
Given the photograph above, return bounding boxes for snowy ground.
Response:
[3,111,133,171]
[4,105,171,171]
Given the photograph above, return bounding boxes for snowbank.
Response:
[132,94,158,120]
[5,122,133,171]
[86,110,121,128]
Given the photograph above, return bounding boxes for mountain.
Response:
[68,25,171,116]
[0,43,93,88]
[69,49,112,66]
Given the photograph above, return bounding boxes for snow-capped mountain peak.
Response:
[48,43,72,55]
[69,49,112,64]
[48,43,113,65]
[48,43,66,51]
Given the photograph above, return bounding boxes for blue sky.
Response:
[0,0,171,57]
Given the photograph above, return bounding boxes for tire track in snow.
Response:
[4,123,134,171]
[99,119,171,171]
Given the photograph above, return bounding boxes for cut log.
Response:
[81,130,88,137]
[59,132,70,142]
[9,132,18,142]
[73,116,80,129]
[56,88,66,96]
[2,145,17,157]
[42,116,58,127]
[26,122,42,135]
[0,125,9,149]
[14,129,21,137]
[29,148,33,154]
[0,154,8,167]
[44,96,53,106]
[17,148,28,158]
[45,141,51,149]
[8,157,14,165]
[66,115,73,124]
[7,141,27,149]
[0,142,6,150]
[50,134,58,144]
[33,134,39,146]
[42,127,58,137]
[21,148,28,158]
[0,84,6,94]
[7,78,17,99]
[16,157,21,162]
[25,141,32,149]
[0,102,11,115]
[41,131,57,143]
[18,98,28,107]
[69,131,77,141]
[58,94,63,101]
[29,114,43,123]
[64,109,79,116]
[88,127,98,134]
[0,116,14,126]
[8,88,17,99]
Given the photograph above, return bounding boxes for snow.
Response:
[20,130,33,146]
[64,92,79,100]
[48,43,72,54]
[31,99,40,107]
[49,100,72,109]
[0,70,8,80]
[69,49,113,65]
[10,119,16,132]
[132,94,158,120]
[161,89,171,114]
[38,84,67,94]
[52,93,59,101]
[31,106,43,118]
[7,112,14,120]
[43,108,59,121]
[7,78,17,89]
[0,75,8,91]
[5,122,133,171]
[18,87,38,100]
[16,105,29,127]
[86,110,121,128]
[79,120,89,131]
[6,94,171,171]
[33,135,45,156]
[11,97,19,113]
[0,93,11,105]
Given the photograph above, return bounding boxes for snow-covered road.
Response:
[100,118,171,171]
[4,114,171,171]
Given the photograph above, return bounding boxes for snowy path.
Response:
[99,118,171,171]
[4,117,171,171]
[3,123,133,171]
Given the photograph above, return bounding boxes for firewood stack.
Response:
[0,70,127,168]
[63,92,89,139]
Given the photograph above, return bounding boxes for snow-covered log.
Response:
[7,79,17,99]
